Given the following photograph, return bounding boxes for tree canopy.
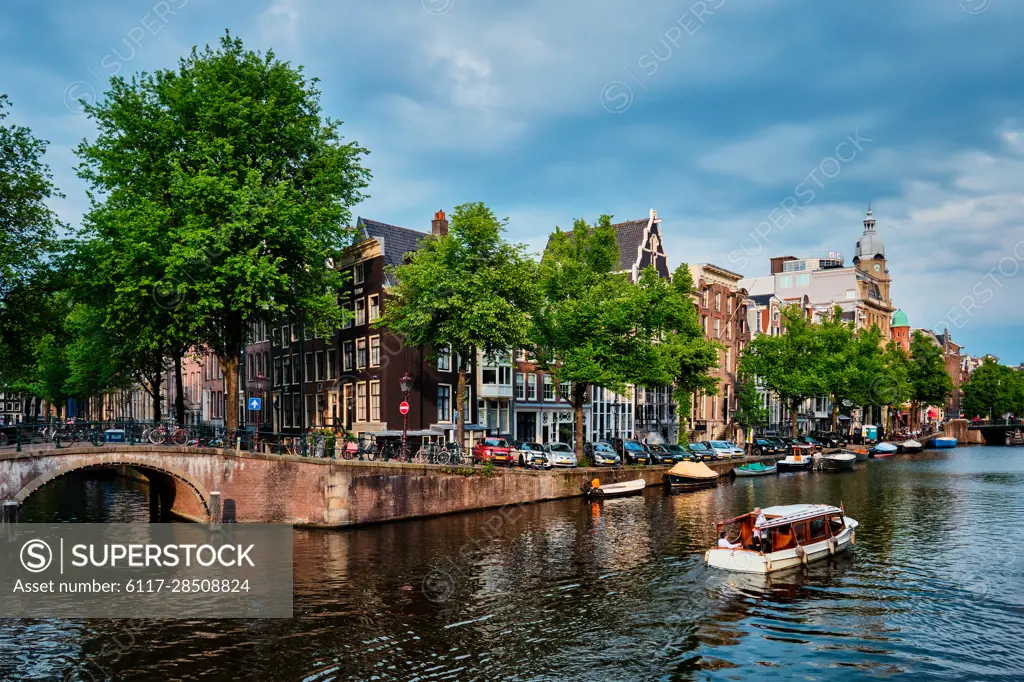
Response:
[962,357,1023,419]
[907,330,952,426]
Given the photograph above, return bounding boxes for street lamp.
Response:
[400,373,413,456]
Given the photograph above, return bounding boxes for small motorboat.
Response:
[930,436,958,449]
[843,447,870,461]
[664,461,719,490]
[706,503,859,574]
[819,452,857,471]
[898,439,923,454]
[583,478,646,498]
[869,442,898,457]
[733,461,778,477]
[776,453,813,471]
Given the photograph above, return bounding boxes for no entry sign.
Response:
[399,401,410,415]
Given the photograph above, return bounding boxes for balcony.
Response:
[478,383,513,399]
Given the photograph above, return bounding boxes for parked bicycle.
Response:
[149,424,190,446]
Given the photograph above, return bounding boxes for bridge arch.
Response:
[15,455,212,520]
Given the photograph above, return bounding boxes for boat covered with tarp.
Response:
[664,461,719,490]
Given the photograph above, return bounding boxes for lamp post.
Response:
[400,373,413,457]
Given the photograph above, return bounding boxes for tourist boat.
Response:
[869,442,898,457]
[733,461,778,477]
[583,478,646,498]
[898,439,923,454]
[706,504,859,574]
[664,461,719,490]
[819,452,857,471]
[930,436,958,449]
[776,453,813,471]
[843,447,870,461]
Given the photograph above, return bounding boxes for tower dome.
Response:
[892,309,909,328]
[853,208,885,263]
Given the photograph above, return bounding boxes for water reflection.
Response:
[4,449,1024,680]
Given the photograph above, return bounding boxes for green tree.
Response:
[76,33,370,430]
[0,95,63,300]
[962,358,1022,420]
[908,330,952,428]
[817,307,858,431]
[875,340,912,433]
[738,305,822,436]
[378,202,539,445]
[733,375,768,449]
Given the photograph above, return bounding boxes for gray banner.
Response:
[0,524,293,618]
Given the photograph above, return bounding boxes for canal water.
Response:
[2,447,1023,681]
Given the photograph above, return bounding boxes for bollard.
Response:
[3,502,18,525]
[208,491,222,526]
[235,436,241,452]
[55,433,61,449]
[277,438,283,456]
[15,429,21,453]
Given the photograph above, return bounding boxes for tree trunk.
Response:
[791,400,800,437]
[173,353,185,425]
[832,399,840,432]
[222,354,240,433]
[573,383,586,460]
[149,372,163,423]
[456,364,467,447]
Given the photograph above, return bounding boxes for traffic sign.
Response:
[399,401,410,415]
[248,397,262,411]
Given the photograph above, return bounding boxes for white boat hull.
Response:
[706,518,859,574]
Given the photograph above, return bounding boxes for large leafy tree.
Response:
[0,95,62,300]
[962,357,1023,420]
[732,375,768,450]
[738,305,822,436]
[908,330,952,427]
[875,340,912,432]
[76,33,370,430]
[816,307,858,431]
[378,202,538,445]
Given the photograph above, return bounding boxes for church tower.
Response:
[852,208,894,335]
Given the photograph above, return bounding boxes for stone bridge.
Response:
[0,446,684,527]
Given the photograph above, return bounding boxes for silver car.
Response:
[544,442,578,467]
[703,440,743,459]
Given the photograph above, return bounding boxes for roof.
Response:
[357,217,430,271]
[553,217,651,272]
[892,309,909,328]
[746,293,779,306]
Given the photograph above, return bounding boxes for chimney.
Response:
[431,210,448,237]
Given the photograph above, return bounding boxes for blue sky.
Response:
[2,0,1023,363]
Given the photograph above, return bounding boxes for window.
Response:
[727,298,733,315]
[725,348,731,373]
[304,352,314,383]
[274,358,283,387]
[292,354,300,384]
[355,299,366,326]
[515,373,525,400]
[438,346,451,371]
[368,294,380,322]
[779,275,793,289]
[356,338,367,369]
[543,375,554,401]
[369,336,380,367]
[846,289,856,300]
[327,350,337,380]
[344,341,354,371]
[438,385,452,422]
[262,352,270,380]
[305,394,317,428]
[499,366,512,385]
[482,368,497,384]
[527,374,537,400]
[343,384,353,425]
[282,355,292,385]
[290,324,298,342]
[702,288,709,308]
[304,325,313,341]
[809,518,827,542]
[283,393,293,428]
[797,273,810,287]
[293,394,302,427]
[281,324,289,344]
[248,353,255,381]
[559,380,572,401]
[342,299,353,329]
[714,292,721,312]
[356,382,367,421]
[353,263,364,285]
[370,381,381,422]
[315,351,325,381]
[713,318,721,339]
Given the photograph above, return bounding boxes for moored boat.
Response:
[733,461,778,477]
[583,478,646,498]
[820,452,857,470]
[898,439,923,454]
[664,461,719,490]
[869,442,898,457]
[930,436,957,449]
[776,453,813,471]
[706,504,859,574]
[843,447,870,461]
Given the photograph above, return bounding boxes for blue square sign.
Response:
[248,397,262,411]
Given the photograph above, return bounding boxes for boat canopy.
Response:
[668,461,718,479]
[758,504,842,530]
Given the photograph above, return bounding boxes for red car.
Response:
[473,437,514,465]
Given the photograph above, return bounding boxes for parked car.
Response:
[750,437,787,457]
[611,438,650,464]
[665,444,692,462]
[545,442,578,468]
[795,435,824,453]
[473,437,514,465]
[512,441,550,468]
[687,442,715,461]
[810,431,847,448]
[781,436,814,457]
[647,444,675,465]
[585,441,622,467]
[702,440,743,459]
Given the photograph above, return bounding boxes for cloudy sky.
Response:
[3,0,1023,362]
